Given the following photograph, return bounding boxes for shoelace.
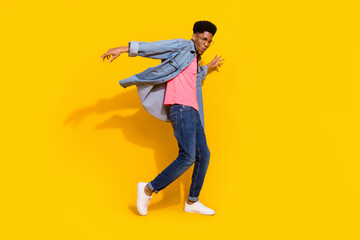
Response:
[195,202,210,210]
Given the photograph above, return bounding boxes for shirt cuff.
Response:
[202,65,208,76]
[128,41,139,57]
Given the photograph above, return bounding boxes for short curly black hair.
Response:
[193,20,217,36]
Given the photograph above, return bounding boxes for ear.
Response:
[192,33,197,41]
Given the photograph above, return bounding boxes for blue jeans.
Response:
[147,104,211,202]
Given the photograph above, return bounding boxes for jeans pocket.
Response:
[180,105,193,112]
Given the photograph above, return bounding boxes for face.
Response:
[192,31,214,55]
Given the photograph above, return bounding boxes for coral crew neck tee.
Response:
[164,56,199,111]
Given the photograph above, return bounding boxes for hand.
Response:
[100,46,128,63]
[206,54,225,71]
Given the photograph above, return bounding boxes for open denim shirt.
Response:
[119,38,208,128]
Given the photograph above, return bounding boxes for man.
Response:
[101,20,224,216]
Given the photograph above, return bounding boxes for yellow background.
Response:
[1,0,359,239]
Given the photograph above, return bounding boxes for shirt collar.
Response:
[189,39,201,61]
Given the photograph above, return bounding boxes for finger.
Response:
[101,52,109,57]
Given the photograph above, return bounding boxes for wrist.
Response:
[122,46,129,53]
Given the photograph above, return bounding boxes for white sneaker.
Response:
[184,201,215,215]
[137,182,152,216]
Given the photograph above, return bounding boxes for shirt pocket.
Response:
[169,59,180,70]
[159,58,178,74]
[171,51,191,71]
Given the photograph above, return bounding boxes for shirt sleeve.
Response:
[198,65,208,81]
[128,39,187,59]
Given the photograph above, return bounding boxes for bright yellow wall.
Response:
[1,0,359,239]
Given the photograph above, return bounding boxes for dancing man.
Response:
[101,20,224,215]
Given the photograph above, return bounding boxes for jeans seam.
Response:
[170,112,177,131]
[180,110,184,129]
[190,145,201,198]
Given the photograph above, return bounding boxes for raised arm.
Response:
[101,39,187,63]
[128,39,187,59]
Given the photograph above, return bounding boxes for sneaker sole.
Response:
[137,182,148,216]
[184,208,215,215]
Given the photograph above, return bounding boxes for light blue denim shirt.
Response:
[119,38,208,128]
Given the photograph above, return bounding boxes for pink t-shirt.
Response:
[164,57,198,111]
